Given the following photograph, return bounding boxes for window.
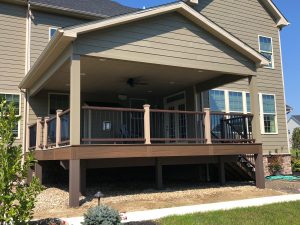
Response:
[0,93,21,137]
[260,94,277,134]
[246,93,251,113]
[229,91,243,112]
[49,94,69,115]
[259,36,274,68]
[49,27,58,40]
[209,90,225,111]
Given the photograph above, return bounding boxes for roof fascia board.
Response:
[259,0,289,28]
[65,2,269,66]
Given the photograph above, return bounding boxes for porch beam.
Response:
[70,54,81,146]
[196,75,243,92]
[248,76,262,143]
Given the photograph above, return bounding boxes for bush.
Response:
[82,205,121,225]
[292,158,300,172]
[0,100,43,224]
[268,155,283,175]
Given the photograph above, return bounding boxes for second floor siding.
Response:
[0,2,26,90]
[30,10,88,66]
[196,0,288,153]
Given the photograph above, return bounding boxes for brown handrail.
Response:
[82,138,145,142]
[28,122,37,128]
[46,116,56,123]
[58,109,70,117]
[150,109,206,114]
[82,106,145,112]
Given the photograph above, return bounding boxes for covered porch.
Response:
[20,3,269,207]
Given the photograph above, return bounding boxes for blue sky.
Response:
[116,0,300,115]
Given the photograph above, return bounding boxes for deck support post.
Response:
[155,158,163,189]
[70,54,81,146]
[144,104,151,144]
[35,162,43,184]
[255,153,265,189]
[56,110,63,147]
[27,166,34,184]
[219,156,226,186]
[204,108,212,144]
[80,160,86,196]
[69,159,80,207]
[206,163,210,182]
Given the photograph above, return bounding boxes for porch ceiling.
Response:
[43,56,233,97]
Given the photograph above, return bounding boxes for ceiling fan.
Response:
[126,77,148,88]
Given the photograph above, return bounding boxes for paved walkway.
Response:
[63,194,300,224]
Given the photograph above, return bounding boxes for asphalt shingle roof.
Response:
[30,0,139,17]
[292,115,300,124]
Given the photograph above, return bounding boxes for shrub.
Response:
[292,128,300,150]
[292,158,300,172]
[0,100,43,224]
[82,205,121,225]
[268,155,283,175]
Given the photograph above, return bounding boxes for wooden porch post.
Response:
[204,108,212,144]
[43,117,49,149]
[56,110,63,147]
[35,162,43,184]
[69,159,80,207]
[80,160,86,196]
[155,158,163,189]
[219,156,226,186]
[70,54,81,146]
[144,104,151,144]
[26,125,30,152]
[35,117,42,150]
[255,153,265,188]
[248,76,262,143]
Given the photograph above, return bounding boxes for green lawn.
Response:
[158,201,300,225]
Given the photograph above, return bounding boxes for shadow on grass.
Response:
[124,222,158,225]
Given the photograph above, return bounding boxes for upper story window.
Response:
[260,93,277,134]
[209,90,225,112]
[259,36,274,69]
[0,93,21,138]
[49,27,58,40]
[229,91,243,112]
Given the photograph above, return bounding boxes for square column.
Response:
[219,156,226,186]
[248,76,262,143]
[70,54,81,145]
[255,153,266,188]
[155,158,163,189]
[69,159,80,207]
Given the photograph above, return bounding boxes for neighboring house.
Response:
[0,0,291,207]
[288,115,300,148]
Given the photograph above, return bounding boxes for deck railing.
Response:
[82,106,145,144]
[150,109,206,143]
[210,112,254,143]
[27,106,255,150]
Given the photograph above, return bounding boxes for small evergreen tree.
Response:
[0,100,43,225]
[292,128,300,158]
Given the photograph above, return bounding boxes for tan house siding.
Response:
[196,0,288,154]
[30,10,87,67]
[28,11,87,122]
[0,2,26,144]
[74,13,256,75]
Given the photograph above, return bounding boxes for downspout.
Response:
[22,0,32,156]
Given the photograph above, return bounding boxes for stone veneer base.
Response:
[263,154,292,176]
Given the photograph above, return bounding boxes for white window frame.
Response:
[258,35,274,69]
[259,93,278,135]
[49,27,59,40]
[0,92,21,139]
[210,89,250,114]
[228,90,244,113]
[48,92,69,115]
